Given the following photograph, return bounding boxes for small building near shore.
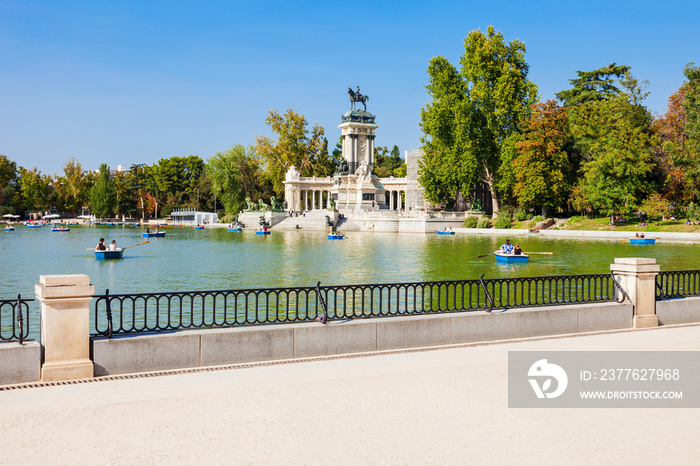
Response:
[168,208,218,225]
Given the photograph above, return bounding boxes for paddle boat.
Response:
[327,234,344,240]
[256,229,271,235]
[437,230,455,235]
[142,231,166,238]
[94,248,124,260]
[51,227,70,232]
[227,227,242,232]
[629,238,656,245]
[194,225,205,230]
[4,225,14,231]
[494,251,529,264]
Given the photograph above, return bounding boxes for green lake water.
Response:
[2,224,700,338]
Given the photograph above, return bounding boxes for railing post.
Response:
[35,274,95,382]
[16,293,24,345]
[610,258,660,328]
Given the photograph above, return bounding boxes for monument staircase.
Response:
[272,209,334,231]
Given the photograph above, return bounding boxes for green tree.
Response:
[419,26,538,215]
[54,157,90,214]
[16,167,51,213]
[206,144,262,215]
[89,164,117,218]
[556,63,630,106]
[255,109,332,196]
[683,63,700,159]
[513,101,572,217]
[0,155,19,214]
[569,97,656,219]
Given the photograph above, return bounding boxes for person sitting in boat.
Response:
[154,227,159,233]
[513,244,522,255]
[109,240,118,251]
[500,239,514,254]
[96,238,107,250]
[635,233,640,238]
[146,227,151,234]
[640,233,645,238]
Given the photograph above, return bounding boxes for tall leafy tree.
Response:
[0,155,19,214]
[569,97,656,219]
[206,144,262,215]
[513,101,572,216]
[89,164,117,218]
[653,87,694,201]
[16,167,51,213]
[556,63,630,106]
[54,157,90,214]
[683,62,700,158]
[255,109,332,196]
[420,26,538,215]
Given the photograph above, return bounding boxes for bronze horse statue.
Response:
[348,86,369,111]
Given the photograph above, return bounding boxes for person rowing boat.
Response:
[500,239,514,254]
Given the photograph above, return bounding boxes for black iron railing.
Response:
[92,273,627,337]
[656,270,700,300]
[0,295,33,343]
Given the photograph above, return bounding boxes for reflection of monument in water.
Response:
[284,86,418,213]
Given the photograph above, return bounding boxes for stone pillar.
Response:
[389,191,394,210]
[610,258,660,328]
[36,274,95,382]
[304,190,308,211]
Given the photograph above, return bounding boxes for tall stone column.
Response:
[610,258,660,328]
[304,190,308,211]
[36,274,95,382]
[389,190,394,210]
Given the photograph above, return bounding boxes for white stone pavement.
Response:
[1,325,699,465]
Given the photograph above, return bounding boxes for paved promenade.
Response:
[1,325,699,465]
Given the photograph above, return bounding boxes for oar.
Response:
[523,252,553,255]
[477,253,497,258]
[122,240,149,249]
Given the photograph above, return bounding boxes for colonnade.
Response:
[386,190,405,211]
[300,189,333,211]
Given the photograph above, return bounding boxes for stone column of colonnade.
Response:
[388,190,404,211]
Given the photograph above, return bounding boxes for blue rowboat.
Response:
[142,232,166,238]
[26,224,42,228]
[256,230,271,235]
[4,226,14,231]
[327,234,344,240]
[629,238,655,245]
[52,228,70,232]
[194,226,204,230]
[227,227,242,232]
[437,231,455,235]
[94,249,124,260]
[494,251,529,263]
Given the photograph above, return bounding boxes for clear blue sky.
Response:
[1,0,698,175]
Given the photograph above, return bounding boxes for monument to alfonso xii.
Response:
[284,87,413,213]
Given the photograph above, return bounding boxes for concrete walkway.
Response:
[1,325,699,465]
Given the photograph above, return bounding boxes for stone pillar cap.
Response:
[613,258,657,266]
[40,274,91,287]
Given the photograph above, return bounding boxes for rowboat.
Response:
[4,226,14,231]
[629,238,655,245]
[256,230,271,235]
[327,234,344,240]
[437,231,455,235]
[227,227,242,232]
[26,224,42,228]
[142,232,166,238]
[194,226,204,230]
[94,249,124,260]
[494,251,529,263]
[52,227,70,232]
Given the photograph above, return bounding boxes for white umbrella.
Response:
[43,214,60,219]
[3,214,16,218]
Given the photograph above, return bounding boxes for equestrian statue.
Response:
[348,86,369,111]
